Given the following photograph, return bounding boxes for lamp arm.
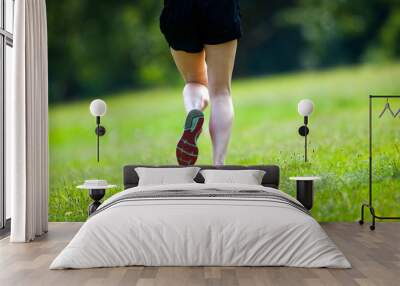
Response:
[304,116,308,162]
[97,117,100,162]
[97,131,100,162]
[94,116,106,162]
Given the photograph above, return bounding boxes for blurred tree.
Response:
[235,0,303,76]
[377,6,400,58]
[47,0,176,102]
[279,0,399,68]
[47,0,400,102]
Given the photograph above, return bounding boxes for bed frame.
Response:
[123,165,280,189]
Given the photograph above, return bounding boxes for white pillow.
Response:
[200,169,266,185]
[135,167,200,186]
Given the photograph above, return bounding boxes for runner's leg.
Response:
[205,40,237,165]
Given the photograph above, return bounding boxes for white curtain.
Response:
[9,0,48,242]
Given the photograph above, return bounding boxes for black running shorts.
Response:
[160,0,242,53]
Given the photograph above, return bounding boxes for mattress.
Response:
[50,183,351,269]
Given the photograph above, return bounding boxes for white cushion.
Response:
[200,169,265,185]
[135,167,200,186]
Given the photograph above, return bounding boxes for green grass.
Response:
[50,63,400,222]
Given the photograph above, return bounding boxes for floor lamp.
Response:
[89,99,107,162]
[297,99,314,162]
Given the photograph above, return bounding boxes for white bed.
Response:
[50,182,351,269]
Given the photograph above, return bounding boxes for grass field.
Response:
[49,63,400,222]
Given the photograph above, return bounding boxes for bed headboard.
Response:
[123,165,280,189]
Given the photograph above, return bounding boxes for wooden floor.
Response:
[0,222,399,286]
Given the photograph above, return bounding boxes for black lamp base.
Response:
[88,189,105,215]
[296,181,314,210]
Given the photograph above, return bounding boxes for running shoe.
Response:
[176,109,204,166]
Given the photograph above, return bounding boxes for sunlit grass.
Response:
[49,63,400,222]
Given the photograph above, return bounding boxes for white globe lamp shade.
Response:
[90,99,107,117]
[298,99,314,116]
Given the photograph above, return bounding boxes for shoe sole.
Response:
[176,109,204,166]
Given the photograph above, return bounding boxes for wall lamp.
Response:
[89,99,107,162]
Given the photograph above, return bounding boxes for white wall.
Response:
[5,43,13,220]
[4,0,14,220]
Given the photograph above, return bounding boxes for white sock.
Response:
[183,83,209,113]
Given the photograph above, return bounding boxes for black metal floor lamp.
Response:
[297,99,314,162]
[359,95,400,230]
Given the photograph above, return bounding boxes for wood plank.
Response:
[0,222,399,286]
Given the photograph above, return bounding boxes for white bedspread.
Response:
[50,183,351,269]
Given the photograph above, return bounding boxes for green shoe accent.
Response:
[190,117,200,131]
[184,109,204,131]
